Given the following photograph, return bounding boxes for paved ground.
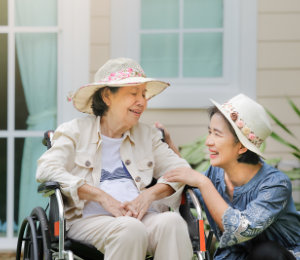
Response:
[0,252,16,260]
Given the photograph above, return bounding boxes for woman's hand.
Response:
[123,183,175,220]
[78,184,131,217]
[163,167,202,187]
[122,191,154,220]
[100,192,130,217]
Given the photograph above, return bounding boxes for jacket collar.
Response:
[91,115,135,144]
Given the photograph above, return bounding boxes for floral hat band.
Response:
[221,102,264,148]
[101,68,146,83]
[71,57,170,114]
[210,94,272,158]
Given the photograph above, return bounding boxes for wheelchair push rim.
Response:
[16,207,51,260]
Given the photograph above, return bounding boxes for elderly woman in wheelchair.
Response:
[31,58,195,260]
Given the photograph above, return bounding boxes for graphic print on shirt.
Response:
[100,164,133,182]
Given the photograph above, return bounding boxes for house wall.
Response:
[90,0,300,161]
[257,0,300,162]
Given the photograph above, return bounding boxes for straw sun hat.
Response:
[210,94,272,158]
[71,57,170,114]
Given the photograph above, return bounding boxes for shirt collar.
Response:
[91,115,135,144]
[90,115,101,144]
[123,128,135,144]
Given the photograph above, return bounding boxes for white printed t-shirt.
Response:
[83,134,140,217]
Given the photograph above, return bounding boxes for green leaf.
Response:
[266,109,295,137]
[195,160,210,173]
[292,152,300,160]
[265,158,281,167]
[295,203,300,211]
[288,98,300,119]
[260,141,266,153]
[270,132,300,153]
[179,136,207,165]
[284,168,300,180]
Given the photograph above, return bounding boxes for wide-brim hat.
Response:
[210,94,272,158]
[72,57,170,114]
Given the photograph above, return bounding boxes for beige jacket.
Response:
[36,115,189,228]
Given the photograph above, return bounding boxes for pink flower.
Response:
[236,120,244,128]
[128,68,133,72]
[248,133,256,140]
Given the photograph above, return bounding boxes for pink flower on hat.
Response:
[248,133,256,140]
[236,120,244,129]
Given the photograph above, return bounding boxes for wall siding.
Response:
[257,1,300,160]
[90,0,300,159]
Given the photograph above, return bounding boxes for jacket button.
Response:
[135,176,141,182]
[147,161,153,167]
[85,160,91,167]
[125,159,131,166]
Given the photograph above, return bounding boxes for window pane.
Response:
[15,51,29,130]
[184,0,223,28]
[0,138,7,236]
[16,137,48,230]
[183,32,223,77]
[15,0,57,26]
[14,138,24,233]
[15,33,57,130]
[141,0,179,29]
[0,0,8,25]
[141,33,179,77]
[0,33,7,130]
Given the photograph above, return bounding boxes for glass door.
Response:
[0,0,58,246]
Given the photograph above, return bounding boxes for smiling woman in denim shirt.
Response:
[163,94,300,259]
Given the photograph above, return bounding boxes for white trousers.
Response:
[67,211,193,260]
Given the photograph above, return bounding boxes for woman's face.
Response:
[105,84,147,130]
[205,113,242,169]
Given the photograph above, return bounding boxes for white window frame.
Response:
[111,0,257,108]
[0,0,89,250]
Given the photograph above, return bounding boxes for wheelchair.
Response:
[16,130,213,260]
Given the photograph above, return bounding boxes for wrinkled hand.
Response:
[100,193,131,217]
[122,191,154,220]
[163,167,202,187]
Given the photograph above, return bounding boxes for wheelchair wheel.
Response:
[16,207,51,260]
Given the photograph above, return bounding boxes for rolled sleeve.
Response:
[36,121,86,208]
[157,177,185,210]
[219,176,291,248]
[151,126,189,210]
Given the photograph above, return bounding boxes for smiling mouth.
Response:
[129,109,142,116]
[209,150,219,156]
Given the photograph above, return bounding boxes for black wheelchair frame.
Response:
[16,130,212,260]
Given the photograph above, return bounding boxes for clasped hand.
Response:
[102,191,154,220]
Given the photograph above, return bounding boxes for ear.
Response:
[101,87,111,106]
[238,143,248,155]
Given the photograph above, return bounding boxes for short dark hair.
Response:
[208,106,260,165]
[91,87,120,116]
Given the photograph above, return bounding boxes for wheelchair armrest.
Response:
[38,181,60,194]
[42,130,54,149]
[186,188,203,220]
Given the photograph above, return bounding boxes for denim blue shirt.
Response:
[194,162,300,259]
